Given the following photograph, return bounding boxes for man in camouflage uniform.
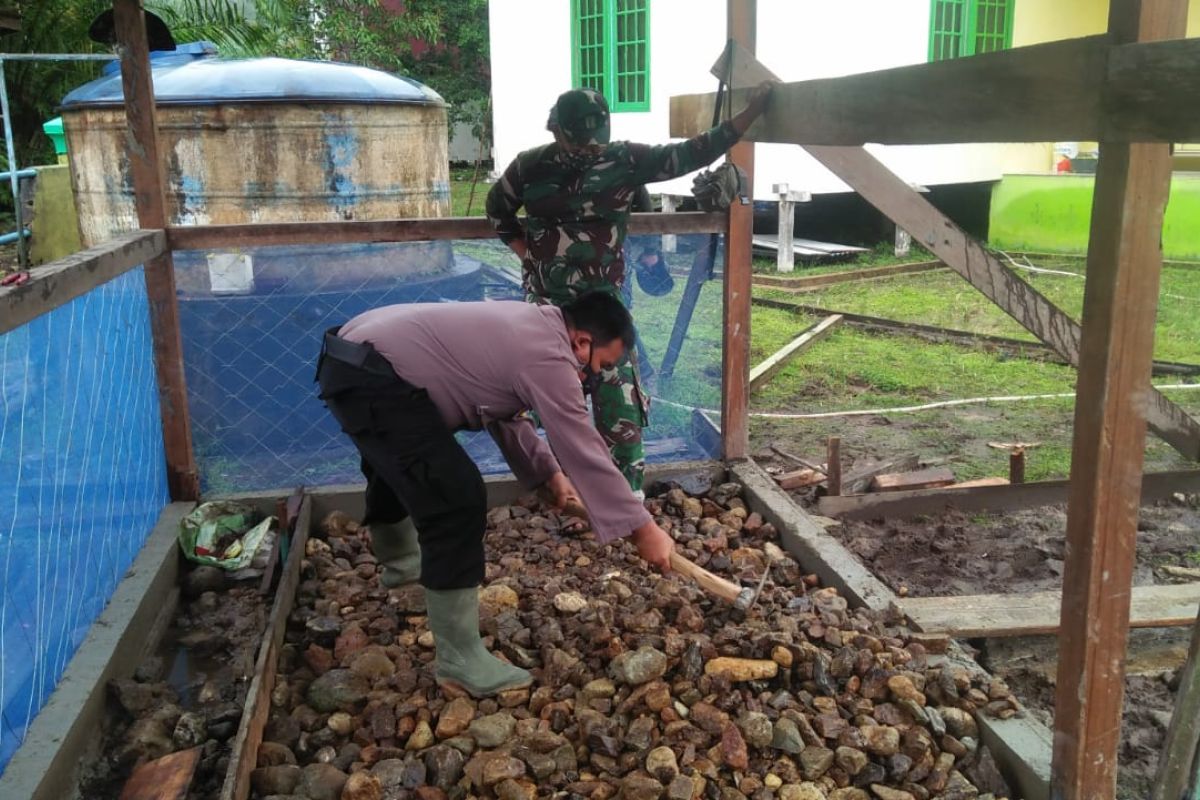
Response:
[486,84,772,494]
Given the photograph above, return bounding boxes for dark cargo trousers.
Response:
[316,332,486,590]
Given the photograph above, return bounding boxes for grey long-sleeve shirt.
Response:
[337,301,651,543]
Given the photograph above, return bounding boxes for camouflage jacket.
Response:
[486,121,741,302]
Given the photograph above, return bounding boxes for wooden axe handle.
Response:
[669,551,745,604]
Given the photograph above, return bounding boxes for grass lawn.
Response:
[744,252,1200,481]
[449,165,490,217]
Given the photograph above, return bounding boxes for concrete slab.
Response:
[0,501,194,800]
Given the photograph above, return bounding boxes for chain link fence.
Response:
[175,233,727,494]
[0,266,169,770]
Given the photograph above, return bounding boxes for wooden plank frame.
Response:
[166,212,725,251]
[0,230,166,335]
[748,314,842,393]
[114,0,198,501]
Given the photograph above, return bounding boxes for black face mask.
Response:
[561,147,603,173]
[580,342,601,395]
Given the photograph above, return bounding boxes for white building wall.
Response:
[488,0,1050,200]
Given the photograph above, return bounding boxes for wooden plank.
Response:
[0,230,166,335]
[818,468,1200,519]
[165,212,725,251]
[672,36,1110,145]
[751,260,944,290]
[870,467,955,493]
[952,477,1010,488]
[842,454,921,495]
[220,495,311,800]
[119,747,201,800]
[775,468,825,490]
[1052,4,1189,796]
[748,314,842,393]
[901,583,1200,638]
[1107,37,1200,142]
[797,144,1200,459]
[1150,610,1200,800]
[719,0,755,461]
[115,0,198,501]
[826,437,842,497]
[751,296,1200,377]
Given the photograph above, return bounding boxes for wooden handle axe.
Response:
[555,497,754,609]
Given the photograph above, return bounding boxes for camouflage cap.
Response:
[547,88,611,146]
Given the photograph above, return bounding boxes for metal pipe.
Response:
[0,54,118,61]
[0,168,36,181]
[0,61,26,267]
[0,228,29,245]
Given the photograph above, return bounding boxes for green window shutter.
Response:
[929,0,967,62]
[610,0,649,111]
[571,0,650,112]
[929,0,1013,62]
[572,0,608,95]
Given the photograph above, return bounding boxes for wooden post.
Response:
[1051,3,1188,798]
[661,194,678,253]
[826,436,842,496]
[1009,447,1026,485]
[721,0,756,461]
[1150,611,1200,800]
[113,0,198,501]
[774,182,794,272]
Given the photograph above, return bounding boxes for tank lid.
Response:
[61,56,445,108]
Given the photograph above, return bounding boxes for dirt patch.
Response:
[994,665,1180,800]
[827,501,1200,598]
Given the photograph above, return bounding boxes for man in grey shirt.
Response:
[316,292,674,697]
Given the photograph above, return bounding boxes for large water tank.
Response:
[61,52,451,240]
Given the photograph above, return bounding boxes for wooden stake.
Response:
[114,0,198,500]
[1051,4,1188,798]
[826,436,842,496]
[720,0,756,461]
[1151,608,1200,800]
[775,182,795,273]
[1009,446,1026,484]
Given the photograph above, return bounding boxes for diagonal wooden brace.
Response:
[679,43,1200,461]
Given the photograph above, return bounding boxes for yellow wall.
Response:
[1013,0,1200,45]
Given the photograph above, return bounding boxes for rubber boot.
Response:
[425,587,532,697]
[368,519,420,587]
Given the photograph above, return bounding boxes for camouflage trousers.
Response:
[526,264,647,494]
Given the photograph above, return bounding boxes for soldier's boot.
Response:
[425,587,532,697]
[368,519,421,588]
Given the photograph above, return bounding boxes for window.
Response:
[929,0,1014,62]
[571,0,650,112]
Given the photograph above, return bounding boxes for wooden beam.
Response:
[817,468,1200,520]
[166,212,725,251]
[0,230,166,335]
[119,747,200,800]
[1052,3,1189,796]
[1150,611,1200,800]
[751,296,1200,377]
[870,467,955,493]
[672,36,1111,145]
[674,36,1200,145]
[1107,37,1200,142]
[748,314,842,393]
[720,0,755,461]
[901,583,1200,638]
[799,144,1200,460]
[114,0,197,501]
[751,260,945,290]
[220,495,311,800]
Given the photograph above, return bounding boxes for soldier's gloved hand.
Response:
[631,520,674,573]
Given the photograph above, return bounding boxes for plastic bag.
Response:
[179,501,274,571]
